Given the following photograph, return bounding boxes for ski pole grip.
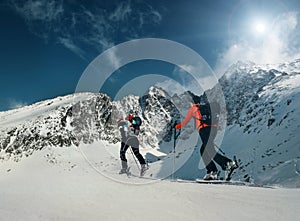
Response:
[173,120,177,129]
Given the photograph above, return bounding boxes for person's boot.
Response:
[140,164,149,176]
[203,171,219,180]
[225,157,238,181]
[119,161,129,174]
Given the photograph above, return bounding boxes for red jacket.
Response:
[175,104,210,131]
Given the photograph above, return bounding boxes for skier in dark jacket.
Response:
[117,114,148,176]
[175,100,238,180]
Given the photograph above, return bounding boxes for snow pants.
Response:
[120,136,146,165]
[199,126,231,173]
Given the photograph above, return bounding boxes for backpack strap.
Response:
[193,104,219,129]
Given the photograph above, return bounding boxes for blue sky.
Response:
[1,0,300,111]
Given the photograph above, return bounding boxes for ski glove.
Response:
[175,124,181,129]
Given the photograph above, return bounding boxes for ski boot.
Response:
[225,156,238,181]
[140,164,149,176]
[203,171,219,180]
[119,167,130,175]
[119,161,130,175]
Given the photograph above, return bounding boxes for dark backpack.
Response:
[132,116,142,126]
[131,116,142,135]
[199,101,220,125]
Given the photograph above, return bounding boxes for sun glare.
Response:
[251,18,269,35]
[255,22,266,33]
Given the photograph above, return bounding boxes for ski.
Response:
[176,179,273,188]
[196,179,273,188]
[129,173,159,181]
[196,179,244,185]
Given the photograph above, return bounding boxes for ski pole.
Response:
[172,121,181,180]
[214,143,226,155]
[172,127,176,181]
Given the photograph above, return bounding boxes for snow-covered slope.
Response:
[1,143,299,221]
[219,59,300,187]
[0,92,116,161]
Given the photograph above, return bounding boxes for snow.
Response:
[0,142,299,221]
[0,93,93,129]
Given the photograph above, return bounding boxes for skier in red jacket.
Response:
[175,100,238,181]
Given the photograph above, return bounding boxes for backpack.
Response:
[130,116,142,135]
[199,101,220,126]
[132,116,142,127]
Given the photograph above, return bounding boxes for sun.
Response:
[254,22,266,33]
[251,19,268,35]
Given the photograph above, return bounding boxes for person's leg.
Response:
[120,142,129,172]
[199,127,218,173]
[207,127,234,170]
[207,128,238,180]
[126,135,146,165]
[131,147,146,165]
[213,153,232,170]
[120,142,129,162]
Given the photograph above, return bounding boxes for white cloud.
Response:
[171,63,219,93]
[8,98,28,110]
[109,1,132,22]
[178,64,197,74]
[106,48,121,70]
[9,0,163,59]
[12,0,63,22]
[58,37,86,60]
[155,79,187,96]
[168,66,205,96]
[215,12,300,77]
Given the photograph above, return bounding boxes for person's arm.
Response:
[175,107,194,129]
[118,120,128,140]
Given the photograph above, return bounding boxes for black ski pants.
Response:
[120,136,146,165]
[199,126,231,173]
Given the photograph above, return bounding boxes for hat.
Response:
[126,114,134,122]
